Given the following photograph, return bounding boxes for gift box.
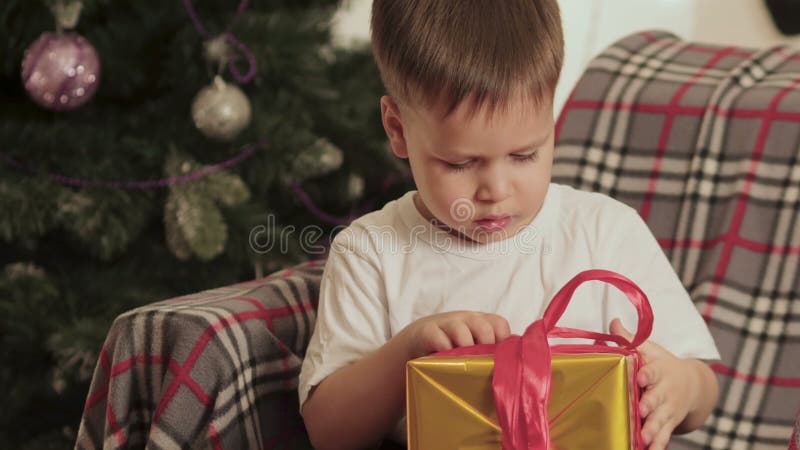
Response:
[406,270,651,450]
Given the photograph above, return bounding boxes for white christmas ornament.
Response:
[347,174,365,201]
[191,75,251,141]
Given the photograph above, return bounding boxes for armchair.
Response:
[77,30,800,450]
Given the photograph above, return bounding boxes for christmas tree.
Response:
[0,0,410,447]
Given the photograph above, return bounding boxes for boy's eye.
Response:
[444,160,473,171]
[443,151,539,172]
[512,150,540,163]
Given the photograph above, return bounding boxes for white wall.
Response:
[331,0,800,115]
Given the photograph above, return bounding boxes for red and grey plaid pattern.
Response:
[75,261,324,449]
[553,31,800,449]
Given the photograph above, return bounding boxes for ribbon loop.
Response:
[541,270,653,349]
[548,326,630,348]
[491,270,654,449]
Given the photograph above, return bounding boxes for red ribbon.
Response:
[436,269,654,449]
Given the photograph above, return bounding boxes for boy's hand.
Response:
[610,318,700,450]
[398,311,511,360]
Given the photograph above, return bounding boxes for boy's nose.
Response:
[475,167,512,204]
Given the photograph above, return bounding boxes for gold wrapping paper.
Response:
[406,353,636,449]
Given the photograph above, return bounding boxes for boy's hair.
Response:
[370,0,564,118]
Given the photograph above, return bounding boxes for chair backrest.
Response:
[553,30,800,449]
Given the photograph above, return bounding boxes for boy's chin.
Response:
[452,224,519,244]
[429,217,520,244]
[465,228,516,244]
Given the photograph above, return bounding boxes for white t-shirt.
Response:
[298,183,720,440]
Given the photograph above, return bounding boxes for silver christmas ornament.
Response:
[191,75,252,141]
[347,174,365,201]
[291,138,344,181]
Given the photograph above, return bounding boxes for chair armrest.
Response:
[75,260,323,449]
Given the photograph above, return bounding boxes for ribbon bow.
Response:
[438,269,653,449]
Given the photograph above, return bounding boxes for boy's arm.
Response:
[675,358,719,433]
[301,329,410,450]
[302,311,510,450]
[600,206,721,448]
[611,319,719,450]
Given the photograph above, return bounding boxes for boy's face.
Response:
[381,93,554,244]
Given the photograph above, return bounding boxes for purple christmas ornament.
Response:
[21,31,101,111]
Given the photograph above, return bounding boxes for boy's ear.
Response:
[380,95,409,158]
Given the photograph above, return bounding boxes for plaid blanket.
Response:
[75,261,324,449]
[554,31,800,449]
[76,31,800,449]
[793,421,799,450]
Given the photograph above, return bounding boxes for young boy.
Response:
[300,1,720,449]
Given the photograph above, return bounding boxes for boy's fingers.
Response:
[648,425,673,450]
[425,326,453,353]
[443,321,475,348]
[641,407,670,446]
[643,409,676,450]
[638,365,660,388]
[637,340,672,366]
[465,317,496,345]
[609,318,634,341]
[639,388,665,418]
[485,314,512,341]
[611,317,660,361]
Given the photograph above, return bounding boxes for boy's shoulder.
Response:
[329,191,414,253]
[550,183,640,226]
[548,184,648,254]
[343,191,412,233]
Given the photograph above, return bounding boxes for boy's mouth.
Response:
[474,215,512,232]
